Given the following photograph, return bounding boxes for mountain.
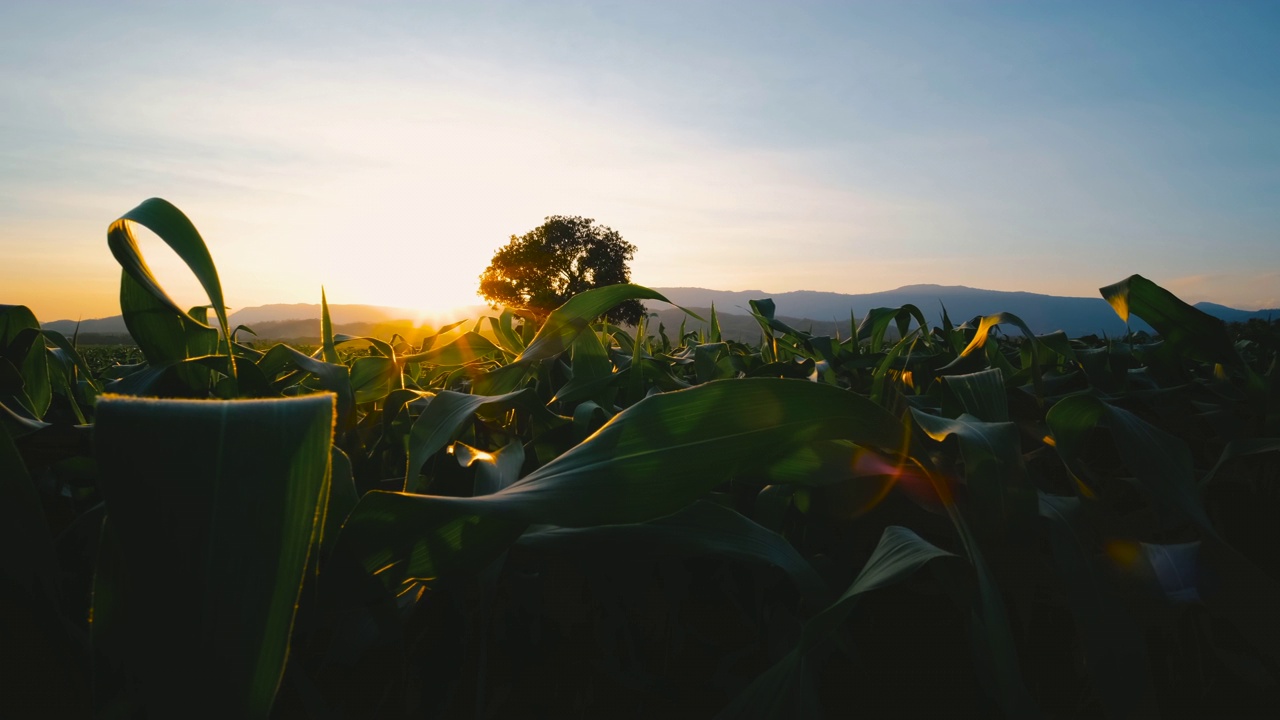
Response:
[228,303,417,326]
[41,303,491,342]
[1192,302,1278,325]
[36,287,1273,345]
[41,315,130,336]
[652,285,1156,338]
[222,302,490,328]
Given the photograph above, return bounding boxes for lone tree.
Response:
[477,215,644,325]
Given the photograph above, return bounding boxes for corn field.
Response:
[3,198,1278,717]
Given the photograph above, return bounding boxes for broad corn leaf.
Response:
[92,394,334,718]
[717,526,958,719]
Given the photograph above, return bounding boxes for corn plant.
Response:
[1,198,1277,717]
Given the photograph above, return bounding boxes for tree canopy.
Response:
[477,215,645,325]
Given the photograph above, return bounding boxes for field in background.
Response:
[3,199,1278,718]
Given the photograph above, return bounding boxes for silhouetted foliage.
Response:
[478,215,644,325]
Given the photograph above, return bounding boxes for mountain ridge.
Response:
[36,285,1277,341]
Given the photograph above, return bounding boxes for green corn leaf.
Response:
[401,331,502,366]
[870,330,920,407]
[404,388,547,487]
[91,393,334,718]
[323,446,358,557]
[519,500,826,602]
[911,409,1038,541]
[515,284,692,364]
[756,439,873,488]
[104,357,205,398]
[495,378,902,526]
[0,425,58,606]
[939,312,1042,385]
[417,320,465,354]
[940,367,1009,423]
[1035,330,1076,362]
[908,410,1038,717]
[116,272,188,366]
[717,526,958,719]
[326,491,525,594]
[0,396,51,436]
[106,199,229,335]
[1100,274,1237,366]
[336,378,903,593]
[693,342,730,384]
[1201,437,1280,487]
[455,440,525,495]
[256,344,353,423]
[319,287,339,365]
[571,400,610,442]
[1047,393,1211,532]
[107,199,233,375]
[0,424,88,715]
[42,328,101,395]
[550,327,617,404]
[470,360,532,396]
[570,325,613,382]
[0,306,51,419]
[629,314,648,401]
[486,309,526,355]
[1136,540,1202,604]
[349,356,399,405]
[43,341,88,424]
[750,298,809,339]
[332,333,397,359]
[858,305,930,353]
[1038,493,1159,718]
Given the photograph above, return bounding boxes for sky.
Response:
[2,1,1278,322]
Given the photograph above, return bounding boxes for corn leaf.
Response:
[515,284,687,364]
[404,388,547,487]
[1038,493,1158,717]
[341,378,904,594]
[1100,274,1237,365]
[456,440,526,495]
[717,526,958,719]
[518,500,826,601]
[319,287,339,365]
[939,368,1008,423]
[107,199,233,376]
[349,356,399,405]
[0,306,51,419]
[402,331,502,366]
[911,409,1037,541]
[91,393,334,718]
[1047,393,1211,532]
[858,305,930,353]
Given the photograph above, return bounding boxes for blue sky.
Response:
[2,1,1278,321]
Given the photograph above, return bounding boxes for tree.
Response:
[477,215,645,325]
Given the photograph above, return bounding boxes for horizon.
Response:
[29,277,1280,325]
[4,1,1279,321]
[40,279,1280,327]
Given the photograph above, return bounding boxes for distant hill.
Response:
[224,302,490,328]
[41,315,130,336]
[1192,302,1278,325]
[228,303,414,326]
[41,303,490,344]
[652,285,1156,338]
[37,287,1274,345]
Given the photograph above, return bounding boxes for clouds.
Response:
[2,1,1278,321]
[1165,272,1280,311]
